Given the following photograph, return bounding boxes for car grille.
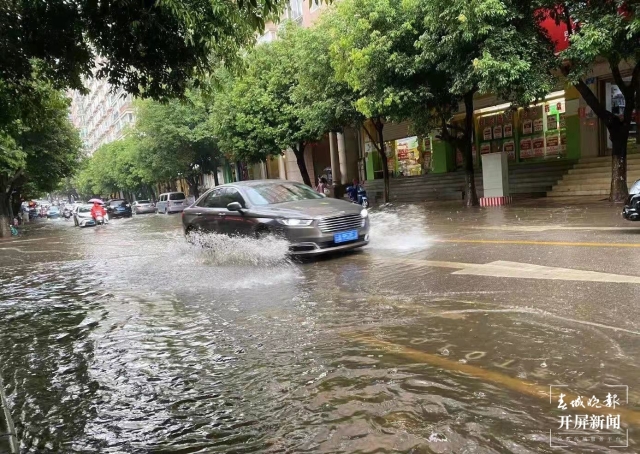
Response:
[318,214,361,233]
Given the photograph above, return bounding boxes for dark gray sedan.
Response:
[182,180,370,255]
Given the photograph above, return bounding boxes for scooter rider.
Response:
[90,202,107,224]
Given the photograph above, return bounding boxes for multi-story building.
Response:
[69,74,136,156]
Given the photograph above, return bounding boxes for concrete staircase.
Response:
[365,160,576,204]
[547,154,640,197]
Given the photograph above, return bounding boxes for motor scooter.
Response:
[94,214,106,225]
[347,184,369,208]
[357,186,369,208]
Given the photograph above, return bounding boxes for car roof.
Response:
[213,179,296,189]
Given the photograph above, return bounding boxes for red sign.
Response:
[538,9,572,53]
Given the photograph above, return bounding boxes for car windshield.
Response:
[169,193,185,201]
[137,200,151,204]
[243,182,324,206]
[110,200,126,206]
[78,206,92,213]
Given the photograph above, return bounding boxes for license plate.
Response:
[334,230,358,243]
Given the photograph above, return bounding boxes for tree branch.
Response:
[611,61,630,97]
[362,121,381,153]
[573,78,617,126]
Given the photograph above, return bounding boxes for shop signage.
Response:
[504,123,513,138]
[504,140,516,160]
[493,125,503,139]
[538,8,573,53]
[546,135,560,155]
[533,118,544,133]
[532,136,545,157]
[523,119,533,135]
[520,138,533,158]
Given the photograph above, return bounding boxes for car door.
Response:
[190,189,226,233]
[219,188,254,236]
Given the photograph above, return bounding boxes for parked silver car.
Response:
[132,200,156,214]
[182,180,370,255]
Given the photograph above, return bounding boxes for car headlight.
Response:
[277,218,313,226]
[360,209,368,218]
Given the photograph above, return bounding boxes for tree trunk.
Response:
[213,168,220,186]
[374,119,390,204]
[293,142,312,187]
[571,75,634,202]
[610,130,629,202]
[463,91,480,207]
[187,177,200,199]
[0,192,13,238]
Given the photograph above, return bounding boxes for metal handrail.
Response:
[0,375,18,454]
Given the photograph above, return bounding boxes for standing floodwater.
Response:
[1,203,640,453]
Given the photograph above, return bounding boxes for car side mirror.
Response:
[227,202,243,212]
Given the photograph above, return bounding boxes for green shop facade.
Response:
[363,82,638,181]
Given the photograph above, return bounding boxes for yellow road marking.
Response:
[343,333,640,426]
[435,239,640,248]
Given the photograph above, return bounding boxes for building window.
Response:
[287,0,302,21]
[257,30,277,44]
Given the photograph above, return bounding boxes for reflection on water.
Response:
[0,212,638,453]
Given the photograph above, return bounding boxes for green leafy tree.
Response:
[1,0,285,98]
[215,25,341,187]
[0,79,81,236]
[535,0,640,201]
[414,0,556,206]
[325,0,556,206]
[136,91,223,198]
[76,136,155,199]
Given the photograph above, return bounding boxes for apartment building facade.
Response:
[69,77,136,156]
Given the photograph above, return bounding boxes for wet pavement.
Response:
[1,200,640,453]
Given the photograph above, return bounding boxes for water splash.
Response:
[186,231,291,267]
[367,206,432,252]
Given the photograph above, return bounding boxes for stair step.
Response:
[547,189,611,196]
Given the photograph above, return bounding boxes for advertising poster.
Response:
[533,118,544,133]
[503,140,516,161]
[546,135,560,155]
[532,136,545,157]
[504,123,513,138]
[483,127,492,141]
[522,119,533,135]
[560,131,567,152]
[548,115,558,130]
[520,138,533,158]
[493,125,503,139]
[480,142,491,154]
[559,113,566,129]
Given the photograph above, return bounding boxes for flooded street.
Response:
[2,202,640,453]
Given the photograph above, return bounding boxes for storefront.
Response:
[363,120,432,180]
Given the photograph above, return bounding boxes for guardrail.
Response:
[0,375,18,454]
